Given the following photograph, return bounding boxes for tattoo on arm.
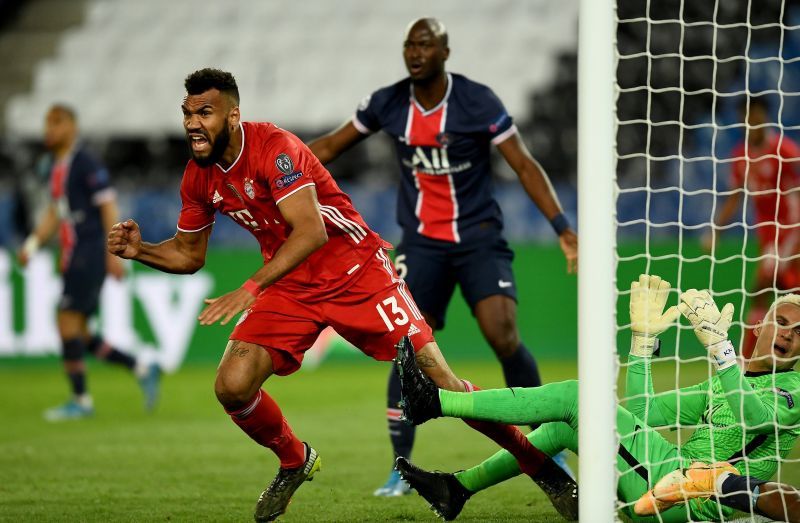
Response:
[415,354,437,368]
[227,341,250,358]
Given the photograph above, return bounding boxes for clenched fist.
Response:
[108,219,142,260]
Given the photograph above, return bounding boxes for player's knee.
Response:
[62,338,85,362]
[214,373,254,411]
[485,325,520,358]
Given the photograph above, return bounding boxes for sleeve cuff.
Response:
[491,124,518,145]
[351,115,374,135]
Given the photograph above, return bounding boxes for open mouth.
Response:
[409,62,424,75]
[189,134,209,153]
[774,344,788,356]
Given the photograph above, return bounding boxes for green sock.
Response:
[440,381,579,426]
[443,381,581,494]
[454,422,578,493]
[438,389,474,418]
[455,447,521,492]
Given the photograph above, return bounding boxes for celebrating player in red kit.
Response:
[107,69,577,522]
[707,96,800,358]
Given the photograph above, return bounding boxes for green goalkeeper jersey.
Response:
[627,357,800,481]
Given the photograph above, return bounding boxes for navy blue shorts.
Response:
[395,230,516,329]
[59,247,106,316]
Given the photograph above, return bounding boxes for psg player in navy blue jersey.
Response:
[17,104,160,421]
[309,18,578,495]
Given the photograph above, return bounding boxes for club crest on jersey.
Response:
[275,153,294,175]
[244,178,255,199]
[275,171,303,190]
[436,132,451,148]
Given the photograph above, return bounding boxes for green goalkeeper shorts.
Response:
[615,407,735,522]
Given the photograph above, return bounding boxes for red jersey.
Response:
[731,132,800,244]
[177,122,389,295]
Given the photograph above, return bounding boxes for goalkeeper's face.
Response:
[751,303,800,371]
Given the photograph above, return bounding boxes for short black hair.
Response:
[184,68,240,105]
[48,103,77,121]
[739,94,770,115]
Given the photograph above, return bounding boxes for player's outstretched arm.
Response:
[307,120,366,165]
[703,190,742,252]
[99,198,125,280]
[496,134,577,273]
[624,275,701,426]
[678,290,789,430]
[108,219,211,275]
[17,202,58,267]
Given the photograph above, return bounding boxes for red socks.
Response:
[227,389,306,469]
[461,380,546,476]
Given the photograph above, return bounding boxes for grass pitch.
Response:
[0,359,576,522]
[1,358,797,522]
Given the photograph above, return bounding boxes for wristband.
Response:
[630,334,661,358]
[550,213,570,236]
[707,340,737,371]
[241,279,262,298]
[22,235,40,256]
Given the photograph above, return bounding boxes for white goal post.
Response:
[578,0,618,520]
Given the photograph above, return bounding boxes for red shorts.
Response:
[230,249,435,375]
[757,226,800,289]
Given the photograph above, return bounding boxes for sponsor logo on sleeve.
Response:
[275,153,294,175]
[489,112,509,133]
[275,172,303,190]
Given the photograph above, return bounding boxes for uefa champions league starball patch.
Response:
[275,153,293,175]
[244,178,255,199]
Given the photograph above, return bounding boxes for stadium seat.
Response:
[4,0,578,137]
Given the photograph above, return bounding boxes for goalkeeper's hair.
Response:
[765,293,800,319]
[184,68,239,105]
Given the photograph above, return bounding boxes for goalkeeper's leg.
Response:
[455,422,577,493]
[438,380,580,426]
[410,341,553,476]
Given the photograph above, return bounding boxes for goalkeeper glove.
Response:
[678,289,737,370]
[629,274,680,357]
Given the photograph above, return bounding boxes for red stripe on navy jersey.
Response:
[407,103,458,242]
[50,160,76,270]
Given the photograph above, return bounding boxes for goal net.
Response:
[579,0,800,521]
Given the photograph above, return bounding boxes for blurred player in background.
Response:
[107,69,577,522]
[706,96,800,359]
[17,104,160,421]
[309,17,578,496]
[395,275,800,522]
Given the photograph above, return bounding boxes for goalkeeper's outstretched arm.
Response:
[678,290,800,431]
[624,275,707,426]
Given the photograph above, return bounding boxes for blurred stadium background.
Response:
[1,0,800,521]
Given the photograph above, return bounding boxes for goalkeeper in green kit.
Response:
[394,274,800,522]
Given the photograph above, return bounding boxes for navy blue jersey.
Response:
[47,145,114,270]
[354,73,516,244]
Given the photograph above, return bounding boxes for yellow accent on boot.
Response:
[634,461,738,516]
